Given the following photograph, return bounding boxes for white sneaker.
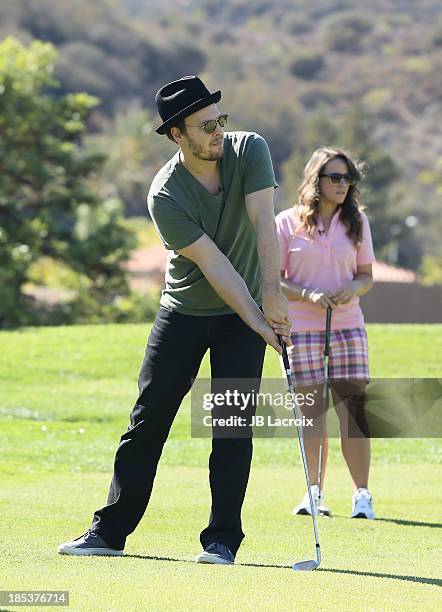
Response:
[317,495,333,518]
[292,485,331,517]
[352,488,375,519]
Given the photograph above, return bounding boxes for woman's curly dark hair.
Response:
[297,146,365,246]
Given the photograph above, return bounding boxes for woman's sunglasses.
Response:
[185,114,229,134]
[319,172,357,186]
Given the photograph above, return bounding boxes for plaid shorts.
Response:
[287,328,369,386]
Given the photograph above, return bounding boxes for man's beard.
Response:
[186,135,224,161]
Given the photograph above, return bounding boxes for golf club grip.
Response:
[324,306,332,356]
[278,336,290,372]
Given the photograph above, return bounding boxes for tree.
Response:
[420,255,442,286]
[338,104,401,256]
[280,105,339,207]
[84,103,176,217]
[280,103,401,261]
[0,37,136,327]
[289,51,324,80]
[323,12,373,53]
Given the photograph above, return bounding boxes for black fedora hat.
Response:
[155,75,221,135]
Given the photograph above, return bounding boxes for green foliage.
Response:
[362,87,396,120]
[52,288,158,324]
[324,26,361,53]
[281,103,401,258]
[286,15,313,35]
[228,90,300,171]
[420,255,442,286]
[323,12,373,53]
[124,217,163,248]
[1,0,441,270]
[431,17,442,46]
[0,0,206,114]
[280,105,339,203]
[84,104,176,216]
[289,51,324,80]
[334,104,402,255]
[0,37,136,327]
[298,84,336,109]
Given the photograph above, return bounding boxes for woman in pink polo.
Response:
[276,146,375,519]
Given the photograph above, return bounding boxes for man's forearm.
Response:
[255,218,282,296]
[247,214,281,294]
[202,257,264,332]
[253,215,289,327]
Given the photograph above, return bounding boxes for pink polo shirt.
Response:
[276,206,375,332]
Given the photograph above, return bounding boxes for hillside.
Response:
[1,0,441,268]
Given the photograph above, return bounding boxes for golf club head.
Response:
[292,559,320,571]
[318,507,333,518]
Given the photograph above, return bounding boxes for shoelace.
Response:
[207,543,234,561]
[354,488,372,500]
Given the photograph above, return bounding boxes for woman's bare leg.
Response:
[332,383,370,491]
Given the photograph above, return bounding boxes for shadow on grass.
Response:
[126,554,293,569]
[333,515,441,529]
[318,567,442,587]
[126,554,295,568]
[375,517,442,529]
[125,554,193,563]
[125,556,442,586]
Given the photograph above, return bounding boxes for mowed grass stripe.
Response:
[0,466,440,611]
[0,324,441,423]
[0,324,441,610]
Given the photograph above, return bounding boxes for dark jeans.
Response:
[91,306,266,555]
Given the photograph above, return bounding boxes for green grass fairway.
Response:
[0,324,441,611]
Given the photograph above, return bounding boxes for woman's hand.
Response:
[329,282,359,304]
[306,289,336,309]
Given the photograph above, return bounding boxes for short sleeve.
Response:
[357,212,376,265]
[148,192,204,251]
[275,211,291,274]
[242,134,278,196]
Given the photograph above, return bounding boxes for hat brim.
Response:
[155,90,222,135]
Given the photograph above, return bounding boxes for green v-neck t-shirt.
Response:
[147,131,277,316]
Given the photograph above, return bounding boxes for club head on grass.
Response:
[292,559,320,571]
[318,508,333,518]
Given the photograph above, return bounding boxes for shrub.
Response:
[420,255,442,286]
[431,18,442,46]
[289,51,324,79]
[286,16,313,35]
[299,85,335,108]
[324,12,373,53]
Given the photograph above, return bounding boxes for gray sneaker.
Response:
[195,543,235,565]
[58,530,124,556]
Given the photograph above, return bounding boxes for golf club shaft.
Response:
[318,306,332,497]
[279,338,321,566]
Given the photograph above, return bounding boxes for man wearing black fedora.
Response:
[58,75,290,565]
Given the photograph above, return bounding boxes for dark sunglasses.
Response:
[319,172,357,186]
[185,114,228,134]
